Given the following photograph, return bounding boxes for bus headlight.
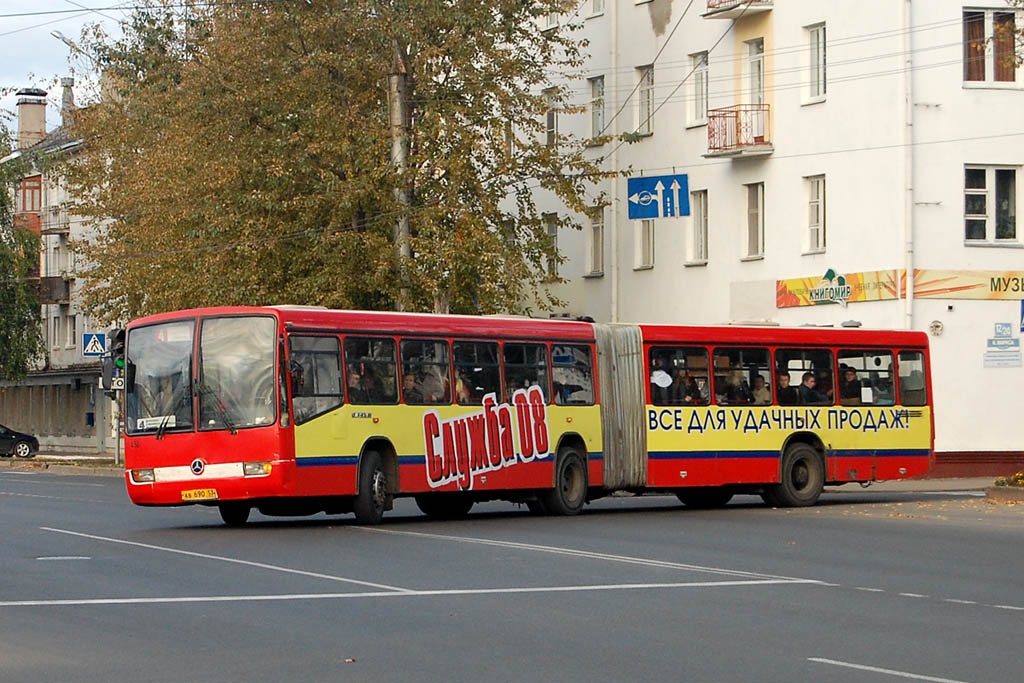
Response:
[131,469,155,483]
[243,462,273,476]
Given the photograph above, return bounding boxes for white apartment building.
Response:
[540,0,1024,471]
[0,82,117,455]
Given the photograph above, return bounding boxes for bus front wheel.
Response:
[354,451,389,524]
[765,444,824,507]
[538,448,587,516]
[218,502,250,527]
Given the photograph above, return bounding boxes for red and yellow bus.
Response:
[119,306,933,525]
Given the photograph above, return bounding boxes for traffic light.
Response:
[101,328,125,394]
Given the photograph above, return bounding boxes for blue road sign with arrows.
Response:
[627,174,690,220]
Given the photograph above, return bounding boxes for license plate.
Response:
[181,488,218,501]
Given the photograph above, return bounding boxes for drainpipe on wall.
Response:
[902,0,915,330]
[610,0,620,323]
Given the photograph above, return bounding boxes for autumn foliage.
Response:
[63,0,608,322]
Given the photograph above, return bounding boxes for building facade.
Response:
[540,0,1024,472]
[1,82,118,456]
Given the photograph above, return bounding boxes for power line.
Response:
[0,0,300,19]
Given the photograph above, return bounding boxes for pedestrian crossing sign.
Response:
[83,333,107,356]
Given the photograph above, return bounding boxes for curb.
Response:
[0,460,123,478]
[985,486,1024,504]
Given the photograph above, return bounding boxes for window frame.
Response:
[637,65,654,135]
[502,342,551,404]
[964,165,1018,244]
[551,344,596,406]
[589,75,605,139]
[543,88,557,147]
[635,219,655,270]
[289,334,345,424]
[452,340,503,406]
[586,206,605,276]
[688,189,708,265]
[805,175,826,253]
[343,336,400,405]
[399,338,452,405]
[807,23,827,101]
[648,345,711,407]
[744,182,765,259]
[963,9,1020,86]
[689,52,709,127]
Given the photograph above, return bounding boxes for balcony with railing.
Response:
[36,276,71,304]
[705,104,773,158]
[41,206,71,235]
[704,0,773,19]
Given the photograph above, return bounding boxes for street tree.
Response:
[64,0,609,323]
[0,130,44,381]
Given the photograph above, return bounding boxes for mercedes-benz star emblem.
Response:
[190,459,205,475]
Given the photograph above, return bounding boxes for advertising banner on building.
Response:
[777,269,1024,308]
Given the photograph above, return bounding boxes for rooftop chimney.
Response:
[61,77,75,128]
[16,87,47,150]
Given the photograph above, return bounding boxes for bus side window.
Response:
[503,343,550,403]
[897,351,928,406]
[552,344,594,406]
[453,341,501,405]
[649,346,709,406]
[344,337,398,404]
[837,349,894,406]
[713,347,769,406]
[776,348,833,406]
[400,339,451,405]
[289,335,344,423]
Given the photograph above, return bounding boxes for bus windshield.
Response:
[198,316,278,431]
[126,320,195,435]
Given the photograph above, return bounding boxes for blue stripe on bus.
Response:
[295,456,358,467]
[649,448,930,460]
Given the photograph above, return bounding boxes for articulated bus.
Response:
[119,306,933,525]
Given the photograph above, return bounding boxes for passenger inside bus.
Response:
[777,374,800,405]
[347,367,370,403]
[799,372,830,405]
[671,369,704,404]
[839,366,863,405]
[751,374,771,405]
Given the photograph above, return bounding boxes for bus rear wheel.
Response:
[538,448,587,516]
[415,493,474,520]
[676,487,734,509]
[218,502,250,527]
[764,443,824,507]
[353,451,389,524]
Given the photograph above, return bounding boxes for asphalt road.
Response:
[0,472,1021,682]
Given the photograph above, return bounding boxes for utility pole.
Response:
[389,39,412,310]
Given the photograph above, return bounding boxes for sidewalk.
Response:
[825,477,994,493]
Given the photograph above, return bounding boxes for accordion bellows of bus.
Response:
[116,306,933,525]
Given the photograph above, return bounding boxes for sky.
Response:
[0,0,127,139]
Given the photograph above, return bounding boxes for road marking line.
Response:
[355,527,812,582]
[854,587,885,592]
[36,556,91,561]
[943,599,977,605]
[990,604,1024,611]
[808,658,973,683]
[899,592,929,598]
[0,578,812,608]
[41,527,413,593]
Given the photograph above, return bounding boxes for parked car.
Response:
[0,423,39,458]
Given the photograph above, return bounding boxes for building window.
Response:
[544,12,559,30]
[807,175,826,252]
[637,65,654,135]
[16,175,42,212]
[690,52,709,125]
[543,88,557,147]
[745,183,764,258]
[67,314,77,348]
[52,317,61,349]
[808,24,826,99]
[544,214,559,277]
[587,207,604,276]
[591,0,605,14]
[635,219,654,269]
[690,190,708,262]
[589,76,605,138]
[965,166,1016,241]
[963,10,1018,83]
